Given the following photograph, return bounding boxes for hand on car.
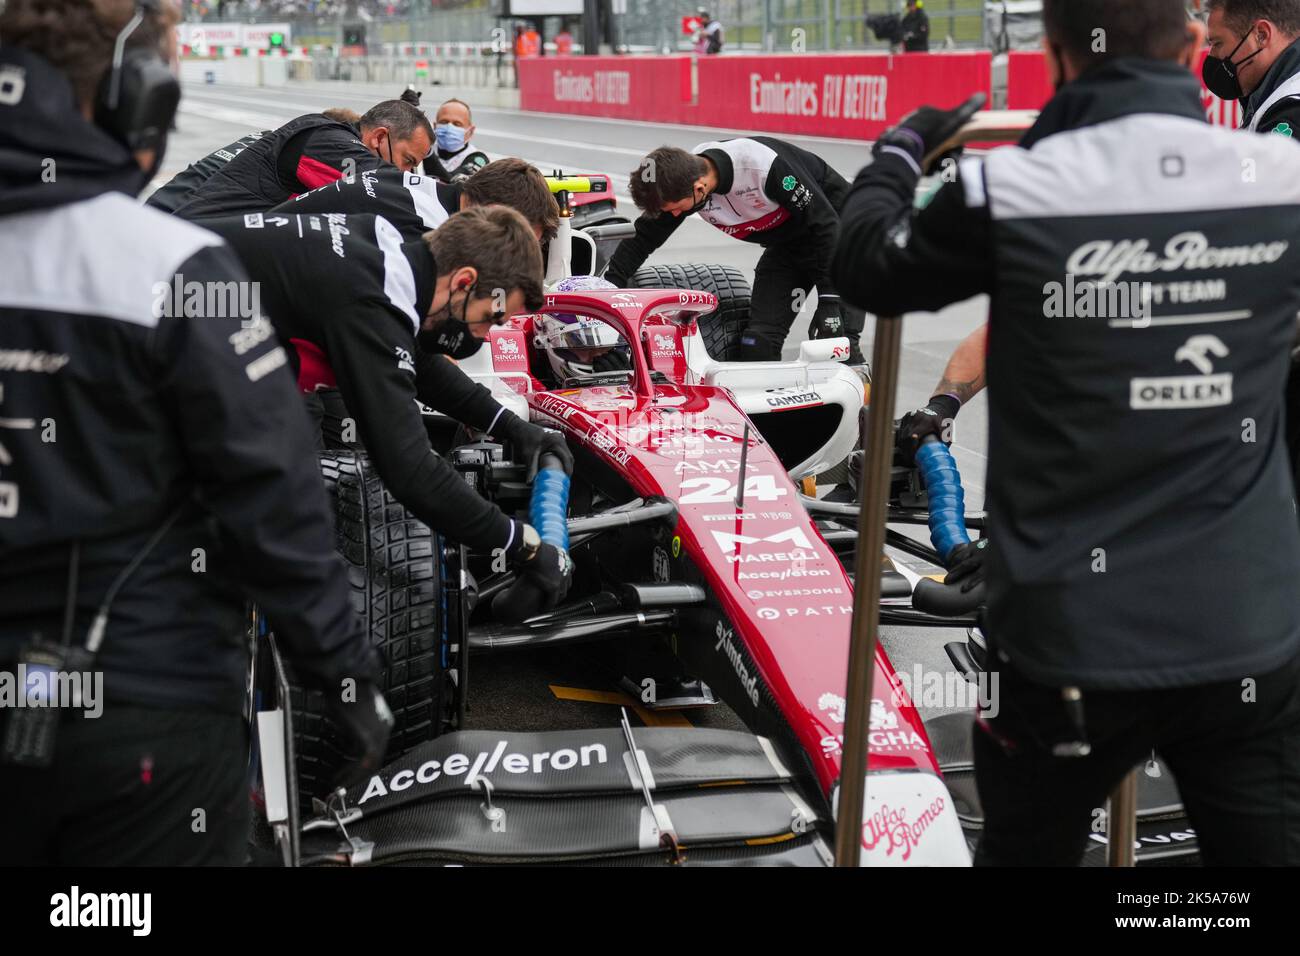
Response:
[501,416,575,480]
[809,293,846,339]
[517,541,572,609]
[495,538,573,624]
[873,92,986,175]
[896,394,960,465]
[944,538,988,594]
[324,680,394,787]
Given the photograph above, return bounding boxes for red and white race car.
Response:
[268,150,1196,868]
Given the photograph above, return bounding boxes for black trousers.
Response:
[0,705,249,865]
[973,648,1300,866]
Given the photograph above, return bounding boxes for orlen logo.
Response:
[611,293,640,309]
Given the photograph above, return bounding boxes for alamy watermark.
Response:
[0,664,102,718]
[151,275,261,326]
[889,663,999,718]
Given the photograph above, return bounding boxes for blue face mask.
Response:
[435,123,466,153]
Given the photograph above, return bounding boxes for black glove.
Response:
[809,293,846,339]
[944,538,988,594]
[498,413,575,480]
[324,680,394,788]
[494,540,573,623]
[873,93,986,175]
[896,394,961,465]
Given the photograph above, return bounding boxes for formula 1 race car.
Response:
[251,155,1198,868]
[254,282,962,866]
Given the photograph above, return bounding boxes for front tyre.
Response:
[630,263,751,362]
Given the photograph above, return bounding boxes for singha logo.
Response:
[497,338,520,355]
[818,692,846,724]
[653,334,677,352]
[870,698,897,732]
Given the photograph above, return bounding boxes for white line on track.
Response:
[187,84,877,147]
[184,90,650,157]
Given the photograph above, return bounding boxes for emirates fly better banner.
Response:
[692,52,991,139]
[521,50,1244,140]
[519,52,991,140]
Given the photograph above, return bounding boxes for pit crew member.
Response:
[270,157,558,241]
[429,98,490,182]
[899,0,1300,499]
[197,205,573,611]
[1205,0,1300,485]
[149,98,433,219]
[833,0,1300,865]
[605,139,866,364]
[0,0,390,865]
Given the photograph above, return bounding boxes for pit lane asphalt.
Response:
[158,79,991,724]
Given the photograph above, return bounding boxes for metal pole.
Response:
[1106,768,1139,867]
[833,313,903,866]
[583,0,601,54]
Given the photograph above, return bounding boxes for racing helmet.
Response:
[537,275,627,382]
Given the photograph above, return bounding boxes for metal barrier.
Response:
[184,0,999,55]
[303,51,515,89]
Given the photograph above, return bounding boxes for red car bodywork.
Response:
[487,288,936,800]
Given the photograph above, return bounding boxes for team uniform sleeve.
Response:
[155,243,378,689]
[145,165,205,213]
[604,211,688,286]
[413,347,509,432]
[269,176,357,216]
[1257,99,1300,136]
[318,296,517,553]
[763,153,842,288]
[832,152,994,316]
[279,126,383,193]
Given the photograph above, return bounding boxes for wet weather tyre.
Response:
[630,263,751,361]
[290,451,444,804]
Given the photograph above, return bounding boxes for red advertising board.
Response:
[694,52,992,140]
[1005,50,1053,110]
[520,52,991,141]
[518,56,694,122]
[1006,49,1242,128]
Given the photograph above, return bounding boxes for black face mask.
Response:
[1203,29,1266,101]
[417,284,487,359]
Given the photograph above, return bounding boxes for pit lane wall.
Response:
[519,52,993,140]
[1006,50,1243,127]
[519,51,1241,140]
